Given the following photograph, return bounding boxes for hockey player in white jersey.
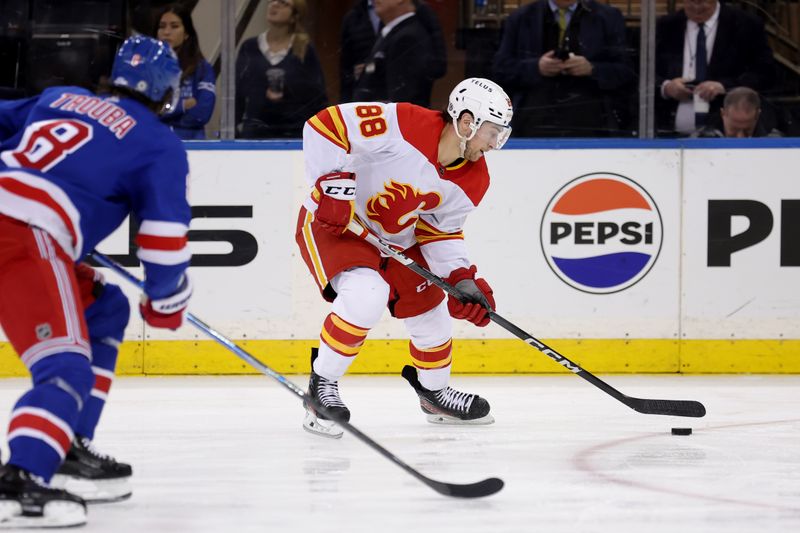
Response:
[296,78,513,437]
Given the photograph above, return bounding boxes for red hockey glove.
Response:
[314,172,356,236]
[445,265,495,327]
[139,275,192,330]
[140,300,184,330]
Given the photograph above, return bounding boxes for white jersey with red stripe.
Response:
[303,102,491,278]
[0,86,191,299]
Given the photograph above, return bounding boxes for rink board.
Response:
[1,140,798,375]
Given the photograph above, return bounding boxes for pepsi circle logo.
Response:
[540,173,663,294]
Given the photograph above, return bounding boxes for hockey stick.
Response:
[91,252,503,498]
[347,220,706,418]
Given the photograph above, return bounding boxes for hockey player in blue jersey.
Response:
[0,35,192,528]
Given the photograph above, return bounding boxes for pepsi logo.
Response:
[540,173,663,294]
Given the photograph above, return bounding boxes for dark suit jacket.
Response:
[655,4,776,134]
[340,1,446,103]
[352,14,435,106]
[492,0,633,92]
[491,0,634,136]
[339,1,379,103]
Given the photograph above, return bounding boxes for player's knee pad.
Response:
[405,299,452,348]
[331,268,390,328]
[30,352,94,407]
[85,282,130,342]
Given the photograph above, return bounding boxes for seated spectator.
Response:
[492,0,634,137]
[340,0,446,103]
[155,3,216,140]
[656,0,775,137]
[351,0,441,107]
[693,87,781,138]
[235,0,327,139]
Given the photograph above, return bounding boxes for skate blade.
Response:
[425,412,495,425]
[303,410,344,439]
[0,499,86,529]
[50,474,132,504]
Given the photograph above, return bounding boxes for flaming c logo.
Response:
[366,180,442,234]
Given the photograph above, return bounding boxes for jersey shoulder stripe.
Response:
[308,106,350,153]
[396,103,442,166]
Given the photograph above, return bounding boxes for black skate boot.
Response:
[0,464,86,528]
[50,436,132,503]
[402,365,494,425]
[303,348,351,439]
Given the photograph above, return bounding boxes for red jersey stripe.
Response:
[0,176,78,248]
[135,234,188,251]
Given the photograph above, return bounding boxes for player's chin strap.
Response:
[453,118,478,159]
[345,219,707,419]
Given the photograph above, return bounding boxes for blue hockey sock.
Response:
[75,281,128,440]
[7,353,93,481]
[75,338,119,440]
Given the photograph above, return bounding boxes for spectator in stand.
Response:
[656,0,775,137]
[351,0,442,107]
[492,0,634,137]
[693,87,781,138]
[155,3,216,140]
[235,0,327,139]
[340,0,446,103]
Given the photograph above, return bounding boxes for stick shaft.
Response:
[91,252,505,496]
[346,221,706,418]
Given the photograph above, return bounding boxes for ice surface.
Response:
[1,374,798,532]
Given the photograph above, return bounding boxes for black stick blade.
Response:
[428,477,505,498]
[630,398,706,418]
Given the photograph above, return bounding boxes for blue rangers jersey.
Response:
[0,86,191,299]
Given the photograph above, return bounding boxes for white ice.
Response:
[1,374,798,532]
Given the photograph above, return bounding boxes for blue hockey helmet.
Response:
[111,35,181,107]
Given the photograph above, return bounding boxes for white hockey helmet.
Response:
[447,77,513,150]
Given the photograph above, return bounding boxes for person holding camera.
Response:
[492,0,634,137]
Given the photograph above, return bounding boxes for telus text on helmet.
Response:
[469,79,493,92]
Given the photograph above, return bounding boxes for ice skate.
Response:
[402,365,494,425]
[50,436,132,503]
[0,464,86,529]
[303,349,351,439]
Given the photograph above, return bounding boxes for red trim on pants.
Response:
[295,207,445,319]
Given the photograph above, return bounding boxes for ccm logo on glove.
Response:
[320,183,355,199]
[314,172,356,235]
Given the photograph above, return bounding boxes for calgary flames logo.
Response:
[366,180,442,234]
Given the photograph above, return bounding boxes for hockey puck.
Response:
[671,427,692,435]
